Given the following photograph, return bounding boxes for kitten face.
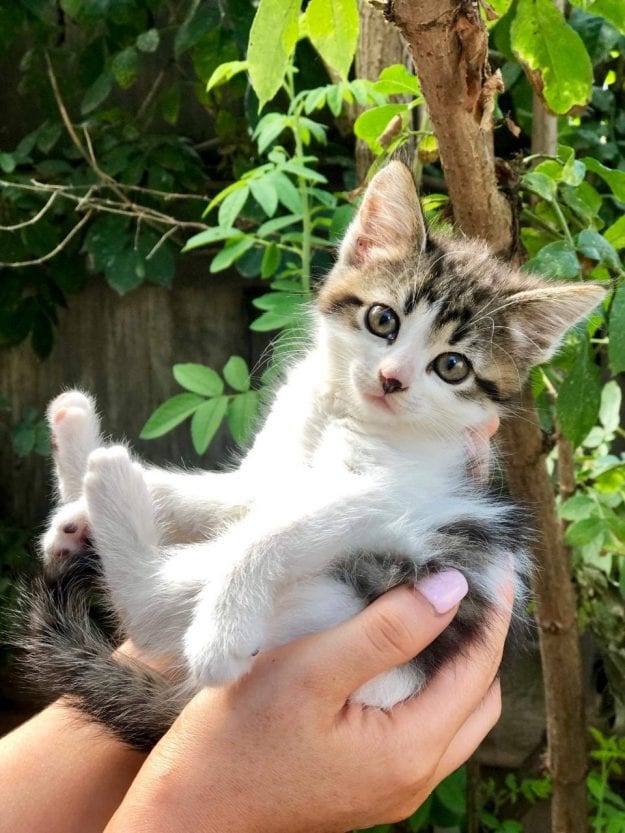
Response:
[316,161,606,436]
[317,249,508,436]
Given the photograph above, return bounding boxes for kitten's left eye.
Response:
[366,304,400,342]
[431,352,472,384]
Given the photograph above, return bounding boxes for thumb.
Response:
[296,569,469,706]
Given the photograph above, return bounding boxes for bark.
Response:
[499,393,587,833]
[384,3,588,831]
[355,0,406,179]
[385,0,512,255]
[529,81,589,831]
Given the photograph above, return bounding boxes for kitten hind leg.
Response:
[48,390,102,503]
[84,446,201,655]
[41,391,102,573]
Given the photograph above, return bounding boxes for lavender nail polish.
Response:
[416,569,469,614]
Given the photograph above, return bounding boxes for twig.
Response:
[0,192,57,230]
[44,52,87,159]
[0,211,92,267]
[146,225,177,260]
[137,70,165,121]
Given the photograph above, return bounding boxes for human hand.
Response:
[106,571,513,833]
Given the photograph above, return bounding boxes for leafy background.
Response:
[1,0,625,830]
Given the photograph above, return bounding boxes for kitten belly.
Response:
[265,555,494,710]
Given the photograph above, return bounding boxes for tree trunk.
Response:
[384,3,588,831]
[385,0,512,255]
[355,0,406,180]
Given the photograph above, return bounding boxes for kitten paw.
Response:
[48,390,95,423]
[184,587,265,686]
[48,390,102,503]
[351,663,425,710]
[84,445,156,552]
[41,499,91,573]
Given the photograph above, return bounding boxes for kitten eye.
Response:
[432,352,472,384]
[366,304,400,342]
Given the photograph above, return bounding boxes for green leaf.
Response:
[175,2,220,58]
[81,70,113,115]
[522,171,557,202]
[112,47,139,89]
[137,29,159,52]
[583,157,625,202]
[559,493,596,521]
[11,422,35,457]
[247,0,300,108]
[0,153,15,173]
[524,241,580,279]
[565,516,606,546]
[257,213,299,238]
[609,283,625,375]
[354,104,407,153]
[206,59,249,94]
[249,177,278,217]
[223,355,251,392]
[557,339,602,448]
[605,215,625,250]
[561,155,586,187]
[260,242,281,277]
[373,64,421,97]
[251,310,296,331]
[191,397,229,454]
[599,380,621,434]
[218,185,249,228]
[301,0,358,82]
[182,227,244,252]
[105,248,146,294]
[210,236,255,272]
[228,391,260,445]
[577,230,621,271]
[511,0,593,114]
[435,768,467,816]
[270,171,301,214]
[569,0,625,34]
[140,393,205,439]
[173,364,224,396]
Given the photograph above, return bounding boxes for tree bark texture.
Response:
[528,81,589,831]
[385,3,588,831]
[386,0,512,255]
[355,0,406,179]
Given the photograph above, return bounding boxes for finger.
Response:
[392,579,513,748]
[429,679,502,785]
[465,415,499,483]
[287,570,469,706]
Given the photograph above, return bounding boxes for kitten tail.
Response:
[13,559,188,752]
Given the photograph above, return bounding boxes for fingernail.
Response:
[416,569,469,614]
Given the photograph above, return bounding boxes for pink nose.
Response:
[379,370,406,395]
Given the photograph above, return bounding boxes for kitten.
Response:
[24,161,605,751]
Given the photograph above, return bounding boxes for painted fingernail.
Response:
[416,569,469,614]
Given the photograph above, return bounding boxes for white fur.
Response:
[42,302,515,708]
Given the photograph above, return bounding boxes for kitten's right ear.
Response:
[337,161,427,268]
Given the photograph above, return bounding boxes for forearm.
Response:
[0,701,145,833]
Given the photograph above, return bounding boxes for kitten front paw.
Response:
[41,499,91,574]
[184,586,266,686]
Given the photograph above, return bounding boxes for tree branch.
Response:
[384,6,589,831]
[386,0,512,254]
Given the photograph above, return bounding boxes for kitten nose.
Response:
[379,371,406,395]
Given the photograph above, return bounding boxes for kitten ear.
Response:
[337,161,427,267]
[507,282,607,365]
